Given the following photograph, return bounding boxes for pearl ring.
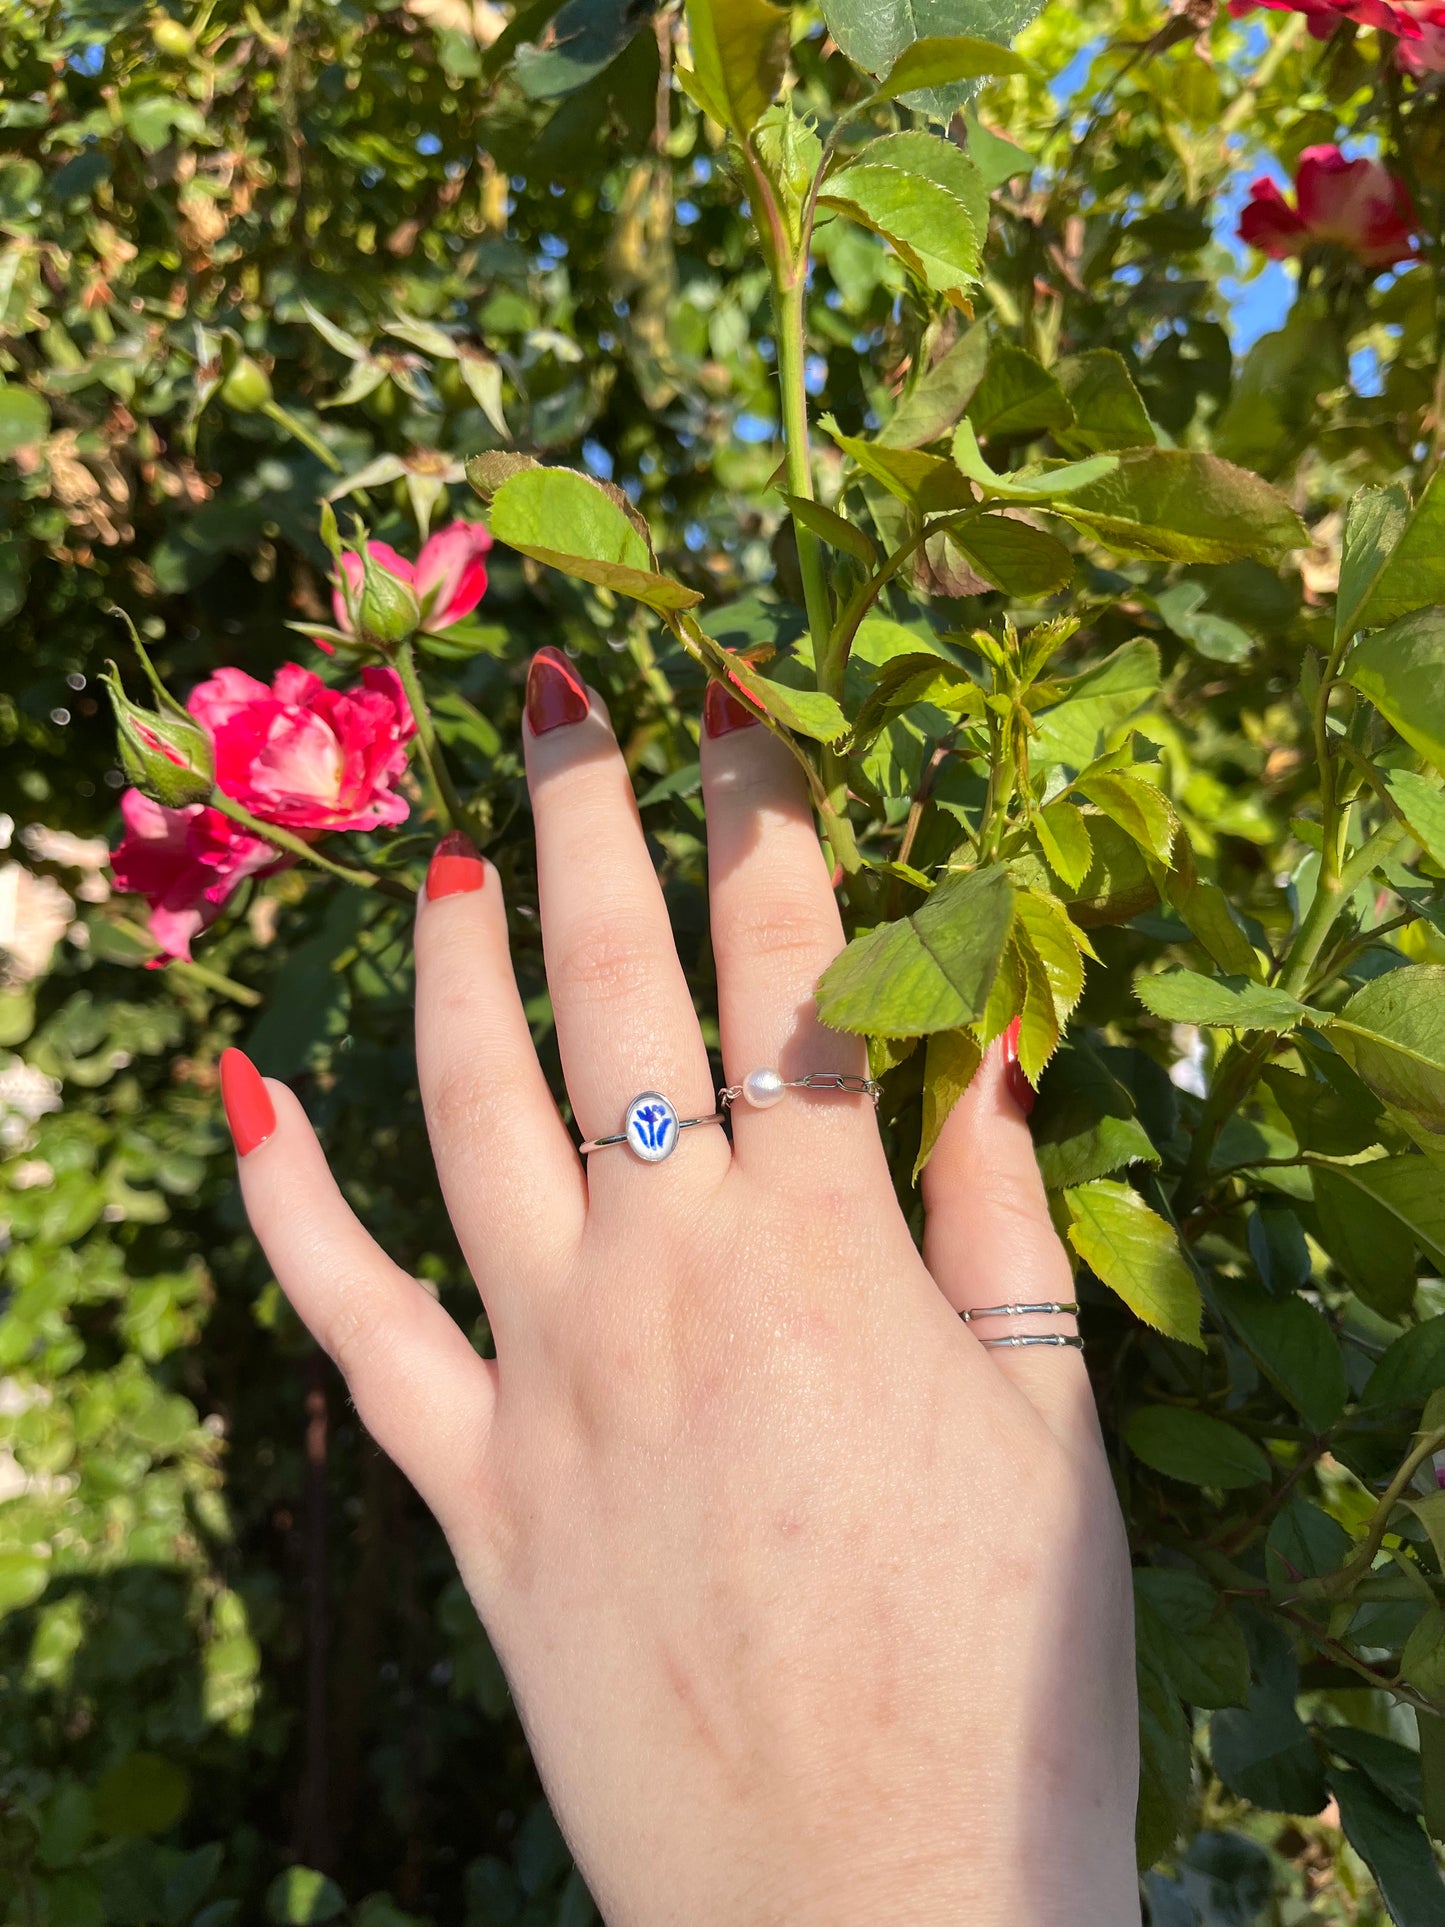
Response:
[718,1069,882,1110]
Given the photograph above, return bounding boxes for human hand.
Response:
[222,648,1139,1927]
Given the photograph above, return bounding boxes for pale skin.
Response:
[229,665,1140,1927]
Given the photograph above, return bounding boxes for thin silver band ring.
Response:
[959,1301,1079,1323]
[578,1090,725,1163]
[978,1333,1085,1350]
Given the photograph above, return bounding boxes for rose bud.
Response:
[101,657,215,810]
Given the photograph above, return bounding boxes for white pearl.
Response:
[742,1066,786,1109]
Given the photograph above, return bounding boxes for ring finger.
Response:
[523,649,725,1190]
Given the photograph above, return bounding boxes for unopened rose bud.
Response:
[102,657,215,810]
[357,545,421,649]
[219,356,274,415]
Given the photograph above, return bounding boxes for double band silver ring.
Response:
[579,1091,726,1163]
[961,1301,1083,1351]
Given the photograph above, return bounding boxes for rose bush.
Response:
[3,0,1445,1923]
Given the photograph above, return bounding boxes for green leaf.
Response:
[1031,638,1161,771]
[1344,606,1445,771]
[962,108,1030,187]
[1264,1498,1351,1593]
[1337,481,1413,642]
[1033,797,1094,892]
[1363,1315,1445,1414]
[914,1028,983,1177]
[1265,1060,1382,1157]
[1055,449,1308,566]
[819,0,1046,119]
[678,0,787,134]
[825,418,975,512]
[1125,1406,1271,1489]
[488,466,702,612]
[1339,469,1445,641]
[821,133,986,304]
[952,419,1119,500]
[1385,770,1445,869]
[1326,1728,1424,1818]
[1329,965,1445,1133]
[694,651,848,745]
[1075,770,1176,864]
[1212,1692,1328,1816]
[1154,580,1255,666]
[1419,1712,1445,1845]
[1311,1169,1415,1318]
[817,866,1014,1036]
[1054,350,1155,455]
[850,650,982,748]
[265,1868,347,1925]
[1313,1157,1439,1318]
[967,344,1074,439]
[1061,813,1162,928]
[0,1550,48,1619]
[1330,1767,1445,1927]
[1134,970,1310,1031]
[880,322,990,448]
[781,492,875,565]
[1213,1279,1348,1434]
[872,31,1028,98]
[1136,1649,1194,1869]
[0,381,49,455]
[951,512,1073,596]
[1032,1043,1158,1191]
[94,1754,190,1838]
[513,0,654,99]
[1403,1606,1445,1699]
[1134,1569,1250,1709]
[1064,1179,1204,1347]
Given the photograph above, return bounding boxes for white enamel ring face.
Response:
[623,1091,680,1162]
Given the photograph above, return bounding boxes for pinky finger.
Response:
[222,1050,496,1542]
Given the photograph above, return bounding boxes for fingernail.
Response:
[1002,1016,1035,1117]
[426,830,485,901]
[703,678,759,739]
[220,1047,276,1156]
[526,647,589,735]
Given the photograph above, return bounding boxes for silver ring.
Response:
[959,1301,1079,1322]
[579,1091,726,1163]
[719,1069,882,1110]
[978,1334,1085,1350]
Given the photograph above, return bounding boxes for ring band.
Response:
[579,1090,725,1163]
[719,1069,882,1110]
[959,1301,1079,1322]
[978,1334,1085,1350]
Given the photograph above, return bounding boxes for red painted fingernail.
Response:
[220,1047,276,1157]
[1002,1016,1035,1117]
[426,830,485,900]
[526,647,589,735]
[703,678,759,738]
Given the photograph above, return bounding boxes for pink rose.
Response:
[1395,0,1445,66]
[1238,145,1419,266]
[187,663,416,833]
[111,789,286,962]
[1229,0,1428,34]
[330,521,492,638]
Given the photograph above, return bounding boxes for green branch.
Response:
[210,793,413,902]
[395,638,473,837]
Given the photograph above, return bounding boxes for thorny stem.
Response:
[110,915,263,1004]
[209,793,413,901]
[262,399,342,473]
[1297,1425,1445,1603]
[395,638,473,838]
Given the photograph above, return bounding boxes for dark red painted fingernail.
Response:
[426,830,485,900]
[220,1047,276,1156]
[526,647,589,735]
[703,678,759,738]
[1002,1016,1035,1117]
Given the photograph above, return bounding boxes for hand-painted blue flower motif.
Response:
[623,1091,680,1162]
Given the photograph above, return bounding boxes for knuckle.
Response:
[553,916,667,1009]
[721,888,836,966]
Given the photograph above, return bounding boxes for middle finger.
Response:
[523,649,725,1187]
